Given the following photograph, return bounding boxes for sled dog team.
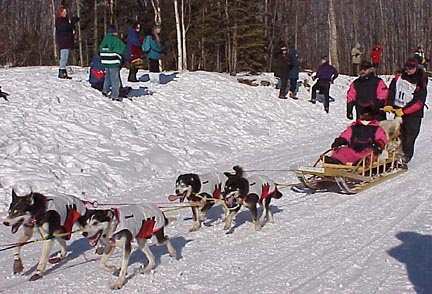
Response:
[2,166,283,289]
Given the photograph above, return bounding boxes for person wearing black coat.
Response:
[273,46,296,99]
[386,58,428,166]
[55,6,79,79]
[287,46,300,97]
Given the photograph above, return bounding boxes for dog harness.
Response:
[46,194,87,240]
[247,175,278,202]
[199,172,225,199]
[112,205,165,239]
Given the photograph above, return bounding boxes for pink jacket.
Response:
[330,120,388,165]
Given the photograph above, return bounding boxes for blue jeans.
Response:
[103,67,121,99]
[59,49,70,69]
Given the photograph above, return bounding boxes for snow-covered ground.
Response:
[0,67,430,293]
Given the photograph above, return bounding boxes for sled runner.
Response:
[294,116,406,194]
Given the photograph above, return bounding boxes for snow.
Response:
[0,67,431,293]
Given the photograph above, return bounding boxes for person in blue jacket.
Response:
[126,22,144,82]
[142,25,165,73]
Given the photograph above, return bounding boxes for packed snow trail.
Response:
[0,67,430,293]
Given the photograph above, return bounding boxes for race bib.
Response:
[394,78,416,107]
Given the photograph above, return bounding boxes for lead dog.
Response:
[223,166,282,231]
[78,204,177,289]
[174,172,227,231]
[2,188,86,280]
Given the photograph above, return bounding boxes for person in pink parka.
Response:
[327,109,388,165]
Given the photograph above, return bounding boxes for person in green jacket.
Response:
[99,25,126,101]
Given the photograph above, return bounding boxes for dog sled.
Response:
[294,114,406,194]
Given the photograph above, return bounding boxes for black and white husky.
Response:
[222,166,283,231]
[173,172,227,231]
[2,188,87,281]
[78,204,177,289]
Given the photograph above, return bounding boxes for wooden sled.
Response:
[295,146,406,194]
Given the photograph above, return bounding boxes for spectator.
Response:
[287,43,300,99]
[99,25,126,101]
[386,57,428,167]
[273,46,292,99]
[413,45,428,70]
[142,25,165,73]
[370,43,383,71]
[126,22,144,82]
[351,42,362,75]
[55,5,79,79]
[346,61,388,121]
[310,56,338,113]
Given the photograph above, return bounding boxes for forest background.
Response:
[1,0,431,74]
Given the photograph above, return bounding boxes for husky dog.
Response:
[379,116,403,156]
[78,204,177,289]
[222,166,282,231]
[2,187,86,281]
[174,172,227,231]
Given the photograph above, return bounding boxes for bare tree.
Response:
[174,0,183,71]
[328,0,339,69]
[76,0,84,66]
[51,0,57,61]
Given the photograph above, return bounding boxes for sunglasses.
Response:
[405,64,417,69]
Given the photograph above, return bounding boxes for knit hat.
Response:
[359,60,374,71]
[107,25,117,34]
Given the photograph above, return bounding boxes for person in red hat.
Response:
[385,57,428,167]
[346,61,388,121]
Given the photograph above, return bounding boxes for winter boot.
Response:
[58,69,71,79]
[127,67,138,82]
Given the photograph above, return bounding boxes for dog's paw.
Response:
[95,246,105,255]
[13,258,24,274]
[189,225,200,232]
[139,264,155,274]
[169,251,177,259]
[29,273,43,281]
[254,223,262,231]
[102,265,118,273]
[49,255,64,264]
[111,280,124,290]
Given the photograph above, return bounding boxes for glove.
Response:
[383,105,394,113]
[331,137,348,149]
[371,143,382,154]
[394,108,404,117]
